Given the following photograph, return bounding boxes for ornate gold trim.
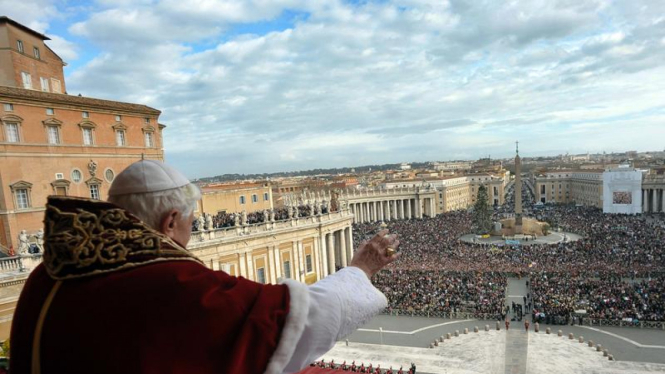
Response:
[43,196,202,280]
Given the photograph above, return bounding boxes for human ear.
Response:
[160,209,179,237]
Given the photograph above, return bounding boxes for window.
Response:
[33,47,40,59]
[17,40,24,53]
[10,181,32,209]
[305,254,313,273]
[105,169,115,183]
[71,169,82,183]
[252,194,258,203]
[115,115,122,121]
[264,192,269,201]
[15,189,29,209]
[144,132,154,147]
[47,126,60,144]
[46,108,54,115]
[239,196,246,204]
[82,111,89,119]
[116,130,126,146]
[83,128,94,145]
[283,260,291,279]
[144,117,150,124]
[51,178,70,196]
[21,72,32,89]
[5,123,19,142]
[256,268,266,284]
[89,184,100,200]
[40,77,49,92]
[3,103,13,111]
[51,79,62,94]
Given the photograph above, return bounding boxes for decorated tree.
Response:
[473,185,492,235]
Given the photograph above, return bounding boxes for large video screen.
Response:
[613,191,632,205]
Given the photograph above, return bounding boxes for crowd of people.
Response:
[192,204,333,231]
[310,360,416,374]
[353,195,665,321]
[373,270,506,317]
[530,272,665,323]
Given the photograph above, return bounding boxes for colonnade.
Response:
[348,197,436,223]
[319,226,353,276]
[642,188,665,214]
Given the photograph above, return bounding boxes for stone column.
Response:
[296,240,306,282]
[350,204,356,223]
[320,233,329,278]
[339,229,347,267]
[346,226,354,261]
[292,241,301,281]
[406,198,412,219]
[431,198,436,217]
[384,200,389,221]
[273,246,282,280]
[327,233,335,274]
[653,189,659,213]
[268,246,277,284]
[384,201,390,220]
[246,251,255,281]
[643,189,649,213]
[661,189,665,213]
[239,252,248,278]
[416,197,422,218]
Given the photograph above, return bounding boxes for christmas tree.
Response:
[473,185,492,235]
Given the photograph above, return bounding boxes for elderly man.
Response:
[10,160,399,374]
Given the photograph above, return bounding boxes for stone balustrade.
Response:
[0,254,43,276]
[190,210,353,244]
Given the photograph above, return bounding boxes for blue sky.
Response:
[2,0,665,178]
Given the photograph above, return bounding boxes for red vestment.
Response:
[11,197,297,374]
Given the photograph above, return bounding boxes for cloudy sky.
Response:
[3,0,665,178]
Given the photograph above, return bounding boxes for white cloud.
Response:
[59,0,665,177]
[45,35,78,61]
[0,0,59,32]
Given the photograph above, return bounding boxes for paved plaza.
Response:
[344,314,665,373]
[344,275,665,372]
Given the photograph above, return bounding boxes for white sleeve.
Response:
[263,266,388,374]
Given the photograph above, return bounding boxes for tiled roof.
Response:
[0,85,161,115]
[0,16,50,40]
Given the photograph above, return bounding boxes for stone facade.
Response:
[196,182,273,216]
[381,173,508,214]
[535,170,604,208]
[189,209,354,285]
[0,18,163,250]
[0,16,66,93]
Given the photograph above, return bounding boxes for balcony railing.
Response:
[189,210,353,244]
[0,254,43,275]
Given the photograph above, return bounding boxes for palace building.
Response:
[0,16,164,251]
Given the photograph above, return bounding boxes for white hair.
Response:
[108,183,201,230]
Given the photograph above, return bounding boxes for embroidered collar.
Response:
[43,196,201,280]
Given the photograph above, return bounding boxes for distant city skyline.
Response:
[3,0,665,178]
[194,148,663,181]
